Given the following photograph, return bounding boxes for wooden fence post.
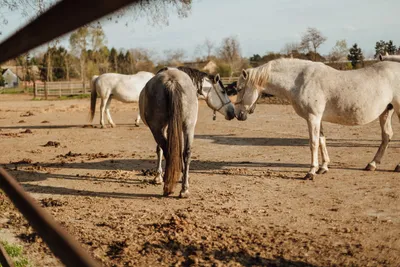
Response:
[44,81,48,100]
[34,82,37,98]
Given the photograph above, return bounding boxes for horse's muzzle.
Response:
[225,107,235,120]
[237,111,248,121]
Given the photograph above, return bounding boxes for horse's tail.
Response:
[89,75,99,122]
[163,80,183,196]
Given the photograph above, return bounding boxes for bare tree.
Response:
[328,39,348,62]
[281,42,301,55]
[0,0,192,32]
[218,35,242,77]
[162,49,186,66]
[194,38,215,60]
[300,27,327,60]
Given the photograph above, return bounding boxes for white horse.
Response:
[139,66,235,197]
[235,58,400,179]
[90,72,154,128]
[379,52,400,62]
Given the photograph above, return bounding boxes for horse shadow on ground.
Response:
[194,134,400,148]
[1,157,312,198]
[0,123,137,130]
[144,239,319,267]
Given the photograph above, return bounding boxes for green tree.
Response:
[70,26,106,82]
[348,43,364,69]
[249,54,261,62]
[387,40,397,55]
[375,40,387,57]
[109,48,118,72]
[0,71,5,87]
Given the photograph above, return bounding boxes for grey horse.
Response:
[139,67,235,197]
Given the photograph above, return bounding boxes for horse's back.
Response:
[289,61,400,125]
[96,72,154,102]
[140,69,198,128]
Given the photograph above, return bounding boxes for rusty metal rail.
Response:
[0,168,100,267]
[0,0,143,64]
[0,242,15,267]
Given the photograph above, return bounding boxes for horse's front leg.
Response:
[134,113,141,127]
[305,116,321,180]
[366,107,394,171]
[105,97,116,128]
[317,123,330,174]
[180,130,194,198]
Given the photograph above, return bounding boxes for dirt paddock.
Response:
[0,94,399,266]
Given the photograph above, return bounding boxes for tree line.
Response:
[2,26,399,84]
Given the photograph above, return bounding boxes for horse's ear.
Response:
[379,54,383,61]
[385,52,389,56]
[241,69,248,79]
[214,73,220,83]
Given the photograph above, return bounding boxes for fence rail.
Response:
[34,81,88,98]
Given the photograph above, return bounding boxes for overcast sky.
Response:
[1,0,399,60]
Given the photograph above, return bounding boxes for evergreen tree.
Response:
[386,40,397,55]
[348,43,364,69]
[109,48,118,72]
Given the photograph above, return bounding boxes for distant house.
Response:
[182,60,218,74]
[1,69,19,88]
[0,65,40,88]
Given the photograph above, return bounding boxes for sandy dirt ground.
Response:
[0,94,399,267]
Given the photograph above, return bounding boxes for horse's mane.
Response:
[157,66,224,91]
[246,58,317,88]
[246,63,271,88]
[177,66,212,91]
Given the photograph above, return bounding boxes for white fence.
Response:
[31,78,238,99]
[34,81,89,98]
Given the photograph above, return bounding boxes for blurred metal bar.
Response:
[0,242,15,267]
[0,167,100,267]
[0,0,143,64]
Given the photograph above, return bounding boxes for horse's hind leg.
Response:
[317,123,330,174]
[154,145,163,184]
[366,107,394,171]
[151,128,167,184]
[105,96,116,128]
[180,125,194,198]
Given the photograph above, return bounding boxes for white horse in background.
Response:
[379,52,400,62]
[90,72,154,128]
[235,58,400,180]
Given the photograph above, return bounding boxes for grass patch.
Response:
[1,241,30,267]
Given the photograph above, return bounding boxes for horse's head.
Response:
[235,69,262,121]
[201,74,235,120]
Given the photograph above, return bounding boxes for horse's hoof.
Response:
[101,125,106,129]
[163,190,173,197]
[134,123,140,127]
[303,173,314,180]
[365,163,376,171]
[153,176,163,184]
[179,191,190,198]
[317,167,328,174]
[111,124,116,128]
[394,165,400,172]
